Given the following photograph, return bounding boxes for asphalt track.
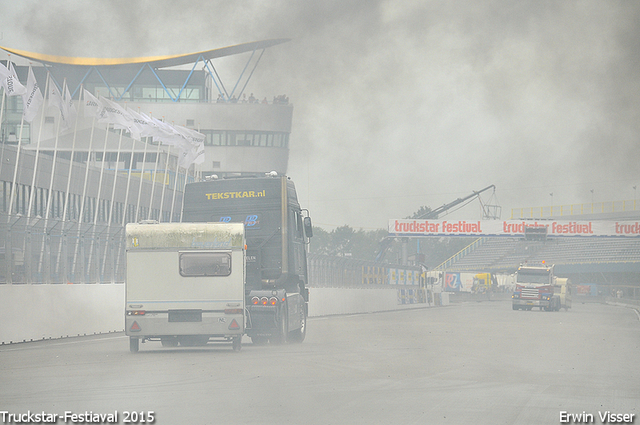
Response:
[1,300,639,425]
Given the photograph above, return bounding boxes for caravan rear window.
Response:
[179,252,231,277]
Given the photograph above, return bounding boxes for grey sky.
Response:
[1,0,639,229]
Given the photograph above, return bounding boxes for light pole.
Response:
[549,193,553,216]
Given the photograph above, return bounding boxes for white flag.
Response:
[179,139,205,167]
[64,84,77,128]
[174,124,205,166]
[128,109,162,140]
[138,112,170,140]
[82,89,102,118]
[21,66,44,123]
[1,62,26,97]
[49,82,71,131]
[145,118,191,166]
[140,117,204,168]
[0,62,10,81]
[174,124,206,145]
[148,116,184,145]
[98,96,135,132]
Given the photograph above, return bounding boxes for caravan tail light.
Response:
[127,310,146,316]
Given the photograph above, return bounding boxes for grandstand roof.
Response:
[0,39,290,68]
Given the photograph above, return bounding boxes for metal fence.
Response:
[0,213,125,284]
[1,218,426,288]
[308,253,423,288]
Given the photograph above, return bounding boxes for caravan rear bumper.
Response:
[125,310,244,337]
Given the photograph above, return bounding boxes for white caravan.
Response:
[125,221,245,352]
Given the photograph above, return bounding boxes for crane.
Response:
[417,184,497,219]
[375,185,499,262]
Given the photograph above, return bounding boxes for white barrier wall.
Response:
[0,285,433,345]
[0,284,125,344]
[308,287,428,317]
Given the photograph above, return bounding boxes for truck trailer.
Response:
[182,173,312,344]
[125,221,246,352]
[512,262,571,311]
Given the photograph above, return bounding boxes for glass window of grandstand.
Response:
[93,86,128,100]
[92,85,200,103]
[203,130,288,148]
[1,122,31,145]
[1,97,31,144]
[134,86,201,102]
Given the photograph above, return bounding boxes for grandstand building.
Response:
[1,39,292,177]
[435,203,640,297]
[0,40,293,284]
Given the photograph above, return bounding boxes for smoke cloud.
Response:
[2,0,639,228]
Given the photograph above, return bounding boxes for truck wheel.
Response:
[129,337,139,353]
[232,336,242,352]
[288,309,307,343]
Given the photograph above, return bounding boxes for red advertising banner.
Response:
[388,219,640,238]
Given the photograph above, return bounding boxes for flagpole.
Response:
[121,136,136,226]
[62,88,82,222]
[0,89,6,177]
[158,144,172,222]
[135,133,149,222]
[107,128,124,226]
[27,71,51,221]
[44,78,66,221]
[24,69,49,282]
[7,59,29,217]
[92,120,111,225]
[101,127,124,278]
[75,90,97,283]
[57,87,81,281]
[147,138,163,220]
[145,112,163,220]
[7,112,26,217]
[78,89,96,226]
[88,113,111,282]
[130,106,152,223]
[121,104,137,227]
[179,163,193,222]
[0,59,11,177]
[115,123,137,282]
[169,160,181,223]
[38,77,65,281]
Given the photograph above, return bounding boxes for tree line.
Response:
[308,206,475,268]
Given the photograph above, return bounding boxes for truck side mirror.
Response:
[303,216,313,238]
